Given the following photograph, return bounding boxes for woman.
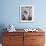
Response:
[22,10,32,20]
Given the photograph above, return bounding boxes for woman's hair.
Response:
[24,11,27,14]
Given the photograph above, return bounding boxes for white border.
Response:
[20,5,34,22]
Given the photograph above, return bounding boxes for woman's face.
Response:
[23,11,29,20]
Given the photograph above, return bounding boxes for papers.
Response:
[24,28,38,32]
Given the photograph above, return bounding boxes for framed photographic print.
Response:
[20,5,34,22]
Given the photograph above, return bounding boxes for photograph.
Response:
[20,5,34,22]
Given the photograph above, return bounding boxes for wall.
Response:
[0,0,46,29]
[0,0,46,43]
